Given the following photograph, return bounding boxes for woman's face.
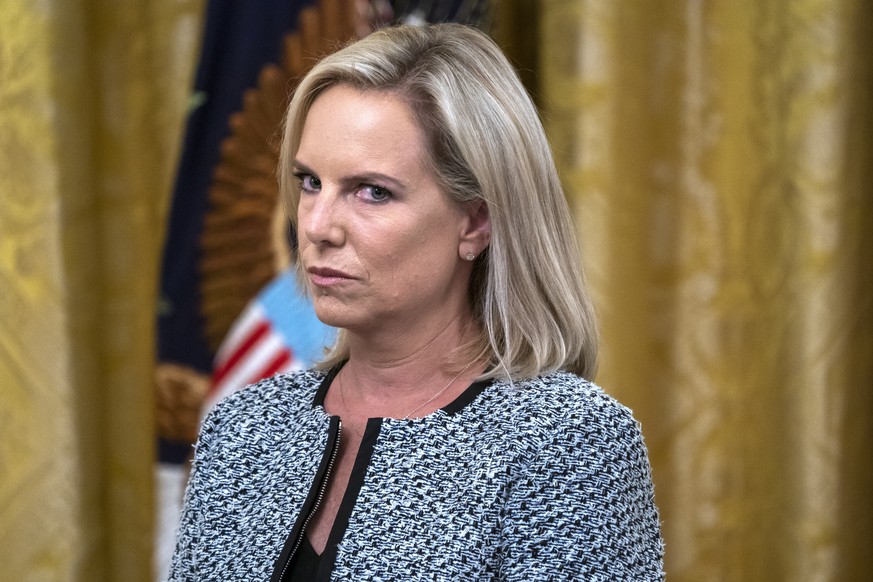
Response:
[294,84,486,338]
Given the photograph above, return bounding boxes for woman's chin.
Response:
[311,302,358,331]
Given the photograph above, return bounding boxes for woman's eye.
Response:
[295,173,321,193]
[359,184,392,203]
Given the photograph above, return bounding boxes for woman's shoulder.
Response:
[202,369,326,429]
[191,369,330,461]
[498,370,635,421]
[484,370,644,451]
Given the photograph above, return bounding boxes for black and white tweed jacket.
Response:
[169,368,664,581]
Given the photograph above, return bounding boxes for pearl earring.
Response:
[465,252,476,261]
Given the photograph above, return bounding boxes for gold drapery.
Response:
[0,1,203,579]
[522,0,872,579]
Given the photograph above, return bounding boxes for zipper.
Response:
[278,418,342,581]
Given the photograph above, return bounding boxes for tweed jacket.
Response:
[168,368,664,581]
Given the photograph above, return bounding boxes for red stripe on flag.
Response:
[210,320,270,388]
[253,349,294,383]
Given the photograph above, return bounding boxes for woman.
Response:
[170,24,664,581]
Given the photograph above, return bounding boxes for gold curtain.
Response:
[504,0,873,580]
[0,1,203,579]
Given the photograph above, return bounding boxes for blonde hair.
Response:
[279,24,598,380]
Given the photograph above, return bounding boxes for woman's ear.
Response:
[459,200,491,259]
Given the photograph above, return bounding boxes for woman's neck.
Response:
[335,311,481,415]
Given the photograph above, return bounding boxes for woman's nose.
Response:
[300,190,344,247]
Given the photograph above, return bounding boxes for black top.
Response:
[286,535,322,580]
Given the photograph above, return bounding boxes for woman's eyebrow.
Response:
[292,161,408,191]
[343,171,407,190]
[291,159,315,174]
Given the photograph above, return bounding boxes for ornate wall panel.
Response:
[0,1,203,579]
[539,0,872,579]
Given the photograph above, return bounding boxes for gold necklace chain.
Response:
[402,360,475,420]
[338,372,364,437]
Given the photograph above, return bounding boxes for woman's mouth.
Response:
[307,266,354,287]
